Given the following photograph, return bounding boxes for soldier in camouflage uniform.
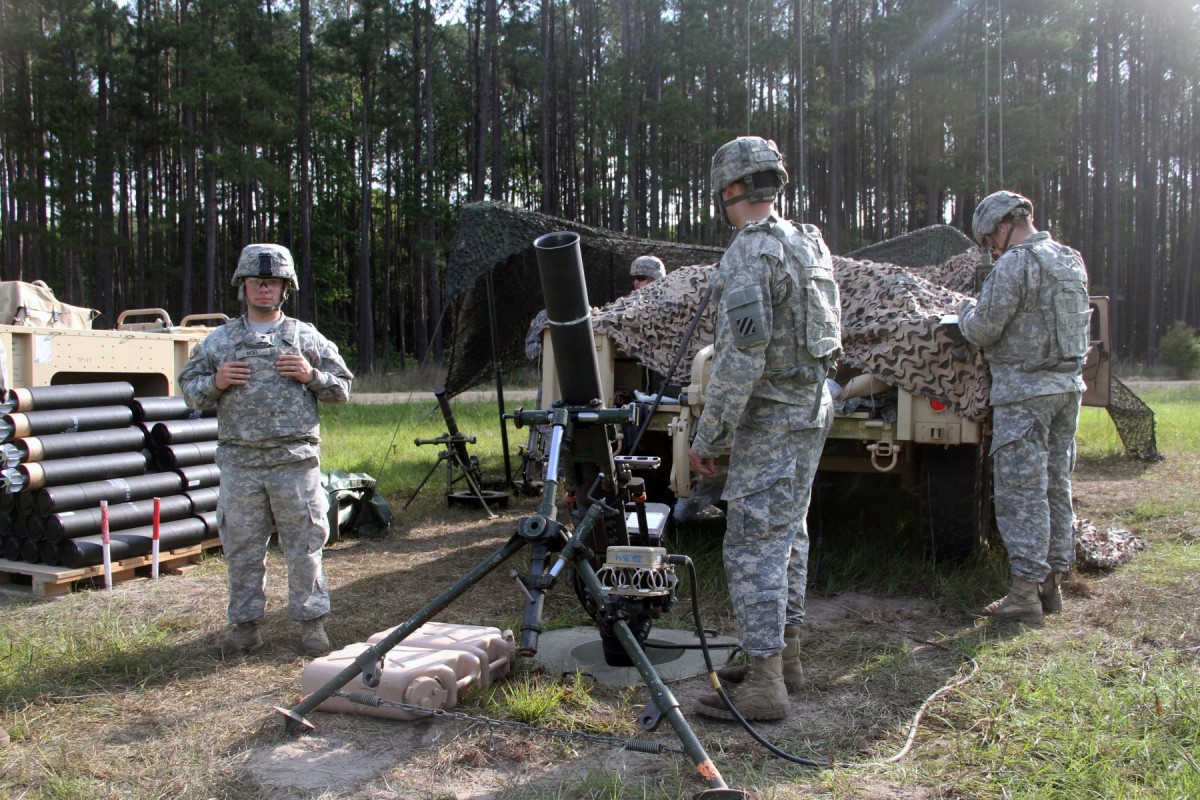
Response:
[688,136,841,721]
[180,244,353,658]
[958,191,1091,626]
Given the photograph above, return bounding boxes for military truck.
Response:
[0,280,222,396]
[534,240,1113,560]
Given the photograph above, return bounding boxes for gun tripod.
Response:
[404,388,508,518]
[277,404,747,800]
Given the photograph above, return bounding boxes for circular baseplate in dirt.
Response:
[534,626,739,686]
[446,489,509,509]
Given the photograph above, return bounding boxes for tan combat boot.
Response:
[211,621,264,658]
[1040,573,1064,614]
[696,654,788,721]
[716,626,804,692]
[974,578,1044,626]
[300,615,331,657]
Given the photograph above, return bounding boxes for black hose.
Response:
[677,555,830,768]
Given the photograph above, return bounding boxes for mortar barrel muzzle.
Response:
[533,231,604,407]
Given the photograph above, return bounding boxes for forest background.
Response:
[1,0,1198,377]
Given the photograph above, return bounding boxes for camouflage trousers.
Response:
[216,457,331,624]
[722,406,831,658]
[991,391,1081,583]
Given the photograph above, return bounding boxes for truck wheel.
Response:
[917,443,992,561]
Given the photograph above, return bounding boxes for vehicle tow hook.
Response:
[867,440,900,472]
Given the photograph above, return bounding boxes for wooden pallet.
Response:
[0,537,222,598]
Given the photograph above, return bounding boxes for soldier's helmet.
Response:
[971,191,1033,245]
[710,136,788,205]
[231,244,300,291]
[630,255,666,281]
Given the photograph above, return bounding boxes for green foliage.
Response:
[1157,321,1200,379]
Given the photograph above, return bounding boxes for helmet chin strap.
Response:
[248,300,283,315]
[997,222,1016,253]
[719,191,752,227]
[985,223,1014,257]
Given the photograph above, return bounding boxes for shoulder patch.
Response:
[725,284,768,348]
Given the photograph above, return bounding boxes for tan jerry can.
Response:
[367,622,516,689]
[302,642,482,721]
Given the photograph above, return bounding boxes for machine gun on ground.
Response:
[277,231,748,799]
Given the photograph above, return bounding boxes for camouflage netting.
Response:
[445,203,1157,458]
[844,224,976,269]
[445,202,723,396]
[588,254,992,420]
[589,265,719,377]
[1107,376,1161,461]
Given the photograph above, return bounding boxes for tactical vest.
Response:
[988,239,1091,374]
[766,220,842,382]
[217,317,322,444]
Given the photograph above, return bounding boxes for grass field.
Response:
[0,385,1196,799]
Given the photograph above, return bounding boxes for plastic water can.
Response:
[302,642,482,721]
[367,622,516,689]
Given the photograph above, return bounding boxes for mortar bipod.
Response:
[277,405,748,799]
[403,387,506,517]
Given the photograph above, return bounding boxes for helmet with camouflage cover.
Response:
[971,191,1033,246]
[630,255,666,281]
[231,244,300,291]
[710,136,788,219]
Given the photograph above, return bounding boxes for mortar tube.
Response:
[434,388,474,476]
[533,231,604,406]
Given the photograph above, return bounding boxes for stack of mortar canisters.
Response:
[0,382,220,568]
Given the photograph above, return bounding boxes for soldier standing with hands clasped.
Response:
[180,244,353,658]
[687,136,841,721]
[958,192,1091,626]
